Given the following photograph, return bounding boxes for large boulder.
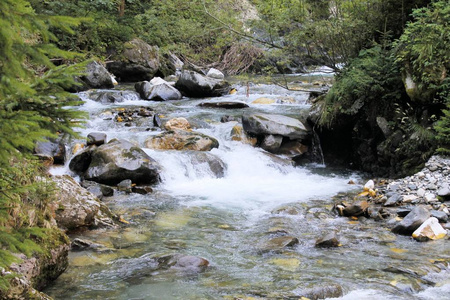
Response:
[50,175,116,230]
[69,139,161,185]
[135,80,182,101]
[107,38,161,82]
[145,130,219,151]
[82,61,114,89]
[206,68,225,80]
[392,206,431,235]
[34,139,66,165]
[242,113,309,140]
[175,70,231,97]
[2,230,69,299]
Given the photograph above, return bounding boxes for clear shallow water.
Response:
[46,76,450,300]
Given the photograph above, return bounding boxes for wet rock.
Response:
[392,206,430,235]
[175,70,231,97]
[145,130,219,151]
[3,230,69,299]
[156,254,209,272]
[188,151,227,178]
[431,210,448,223]
[220,115,236,123]
[261,135,283,153]
[278,140,309,158]
[198,101,249,109]
[93,91,141,103]
[315,232,340,248]
[71,238,103,251]
[242,113,309,140]
[107,38,160,82]
[252,97,276,104]
[117,179,133,193]
[34,139,66,165]
[132,186,153,195]
[164,117,191,131]
[50,175,116,230]
[153,114,162,128]
[206,68,224,80]
[384,193,402,207]
[412,217,447,241]
[260,236,299,253]
[296,283,343,300]
[135,80,182,101]
[81,61,115,89]
[343,200,369,217]
[230,124,258,146]
[87,132,107,146]
[77,139,160,185]
[80,180,114,199]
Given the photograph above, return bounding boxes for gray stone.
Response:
[117,179,133,193]
[315,232,340,248]
[135,81,182,101]
[82,61,114,89]
[438,187,450,198]
[35,139,66,165]
[80,139,160,185]
[198,101,248,109]
[87,132,107,146]
[175,70,231,97]
[384,193,402,207]
[107,38,160,82]
[431,210,448,223]
[206,68,225,80]
[261,135,283,153]
[242,113,309,140]
[392,206,431,235]
[260,236,299,253]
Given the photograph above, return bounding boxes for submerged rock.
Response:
[412,217,447,241]
[175,70,231,97]
[156,254,209,272]
[145,130,219,151]
[296,283,343,300]
[392,206,430,235]
[315,232,340,248]
[260,236,299,253]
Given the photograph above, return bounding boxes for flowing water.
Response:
[45,75,450,299]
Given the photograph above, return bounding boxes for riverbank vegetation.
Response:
[0,0,448,296]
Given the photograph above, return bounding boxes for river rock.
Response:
[412,217,447,241]
[165,117,191,131]
[145,130,219,151]
[261,135,283,153]
[80,180,114,199]
[156,254,209,272]
[71,139,160,185]
[71,238,103,251]
[188,151,227,178]
[343,200,369,217]
[117,179,133,193]
[198,101,249,109]
[438,186,450,200]
[230,124,258,146]
[260,236,299,253]
[50,175,116,230]
[430,210,448,223]
[278,140,309,158]
[107,38,161,82]
[135,80,182,101]
[175,70,231,97]
[87,132,107,146]
[315,232,340,248]
[296,284,343,300]
[80,61,114,89]
[206,68,224,80]
[132,186,153,195]
[3,230,69,299]
[384,193,402,207]
[392,206,431,235]
[69,146,95,173]
[242,113,309,140]
[252,97,276,104]
[34,139,66,165]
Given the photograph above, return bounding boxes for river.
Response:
[44,74,450,299]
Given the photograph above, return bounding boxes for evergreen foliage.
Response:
[0,0,85,289]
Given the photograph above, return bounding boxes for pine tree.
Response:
[0,0,86,288]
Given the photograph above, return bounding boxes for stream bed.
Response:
[44,74,450,300]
